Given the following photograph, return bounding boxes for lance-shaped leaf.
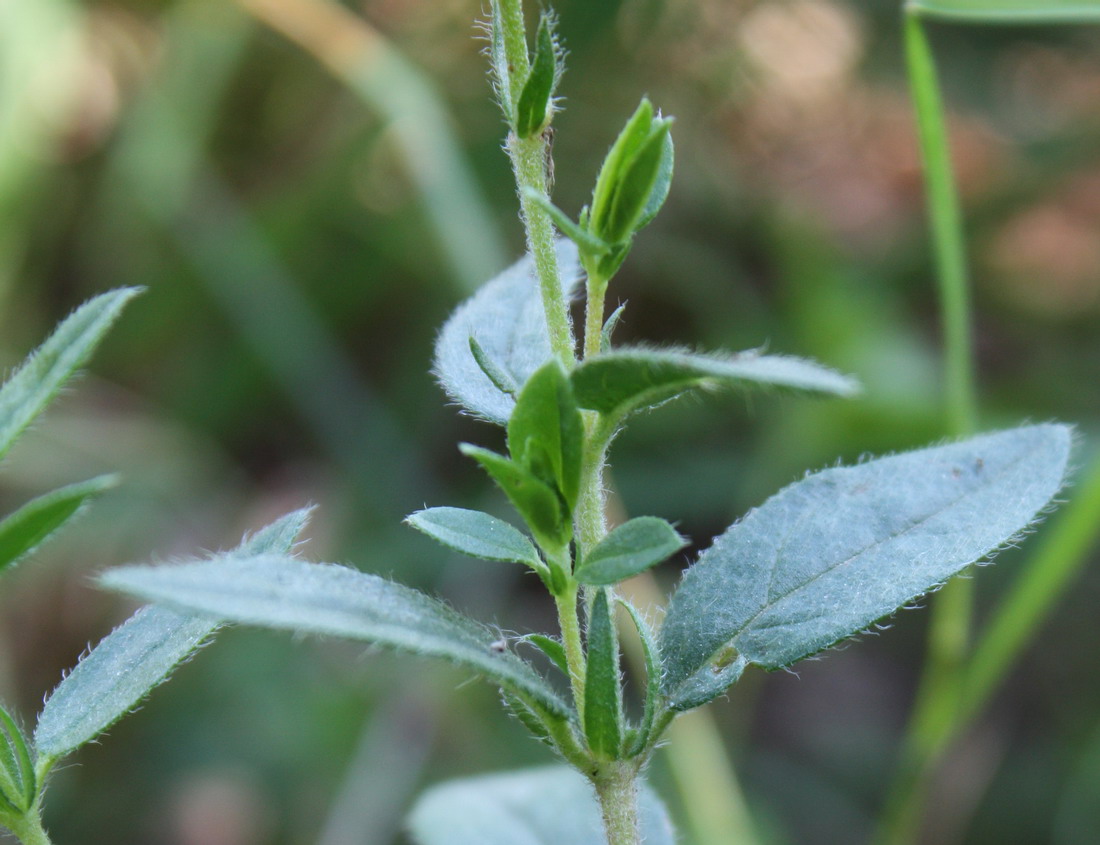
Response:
[0,475,117,576]
[660,425,1073,711]
[571,347,859,422]
[34,507,313,767]
[0,288,141,462]
[407,765,676,845]
[435,240,581,426]
[507,359,584,510]
[460,444,570,551]
[514,11,560,138]
[405,507,545,572]
[907,0,1100,23]
[575,517,687,586]
[584,589,623,759]
[100,555,571,719]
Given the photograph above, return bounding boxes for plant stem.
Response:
[879,14,980,842]
[593,763,641,845]
[6,813,52,845]
[496,0,575,363]
[555,582,587,717]
[583,266,609,361]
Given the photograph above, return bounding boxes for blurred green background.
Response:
[2,0,1100,842]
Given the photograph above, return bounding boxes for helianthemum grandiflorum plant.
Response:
[100,2,1074,844]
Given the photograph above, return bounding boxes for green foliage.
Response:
[100,555,572,720]
[570,347,859,423]
[584,589,624,759]
[574,517,686,587]
[0,476,117,576]
[460,444,572,554]
[660,425,1072,711]
[0,289,140,462]
[407,766,675,845]
[434,239,580,425]
[0,706,35,820]
[507,358,584,511]
[34,508,313,768]
[515,12,562,138]
[406,507,542,568]
[89,2,1082,844]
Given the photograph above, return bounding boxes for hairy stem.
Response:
[510,133,575,363]
[583,268,609,361]
[6,813,52,845]
[593,763,641,845]
[555,582,587,717]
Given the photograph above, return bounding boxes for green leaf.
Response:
[0,475,118,576]
[35,508,313,766]
[600,303,627,353]
[469,336,518,397]
[0,705,34,812]
[907,0,1100,23]
[405,507,543,569]
[604,118,673,245]
[575,517,687,586]
[571,347,860,422]
[99,555,572,719]
[460,444,570,550]
[618,600,663,756]
[0,288,141,462]
[660,425,1073,711]
[407,765,676,845]
[520,188,610,257]
[635,129,674,231]
[522,634,570,677]
[515,12,557,138]
[590,99,655,242]
[507,359,584,510]
[584,589,623,759]
[435,240,581,426]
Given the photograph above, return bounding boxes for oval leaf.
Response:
[571,347,859,422]
[0,475,117,576]
[575,517,687,586]
[35,507,314,765]
[406,507,542,568]
[99,555,571,719]
[660,425,1073,711]
[0,288,140,462]
[435,240,581,426]
[507,359,584,510]
[407,765,676,845]
[908,0,1100,23]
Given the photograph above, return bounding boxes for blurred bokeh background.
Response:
[2,0,1099,842]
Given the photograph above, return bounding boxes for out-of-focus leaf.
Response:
[0,476,117,576]
[0,288,140,461]
[660,425,1072,711]
[434,240,581,425]
[34,508,313,767]
[407,765,676,845]
[100,555,571,718]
